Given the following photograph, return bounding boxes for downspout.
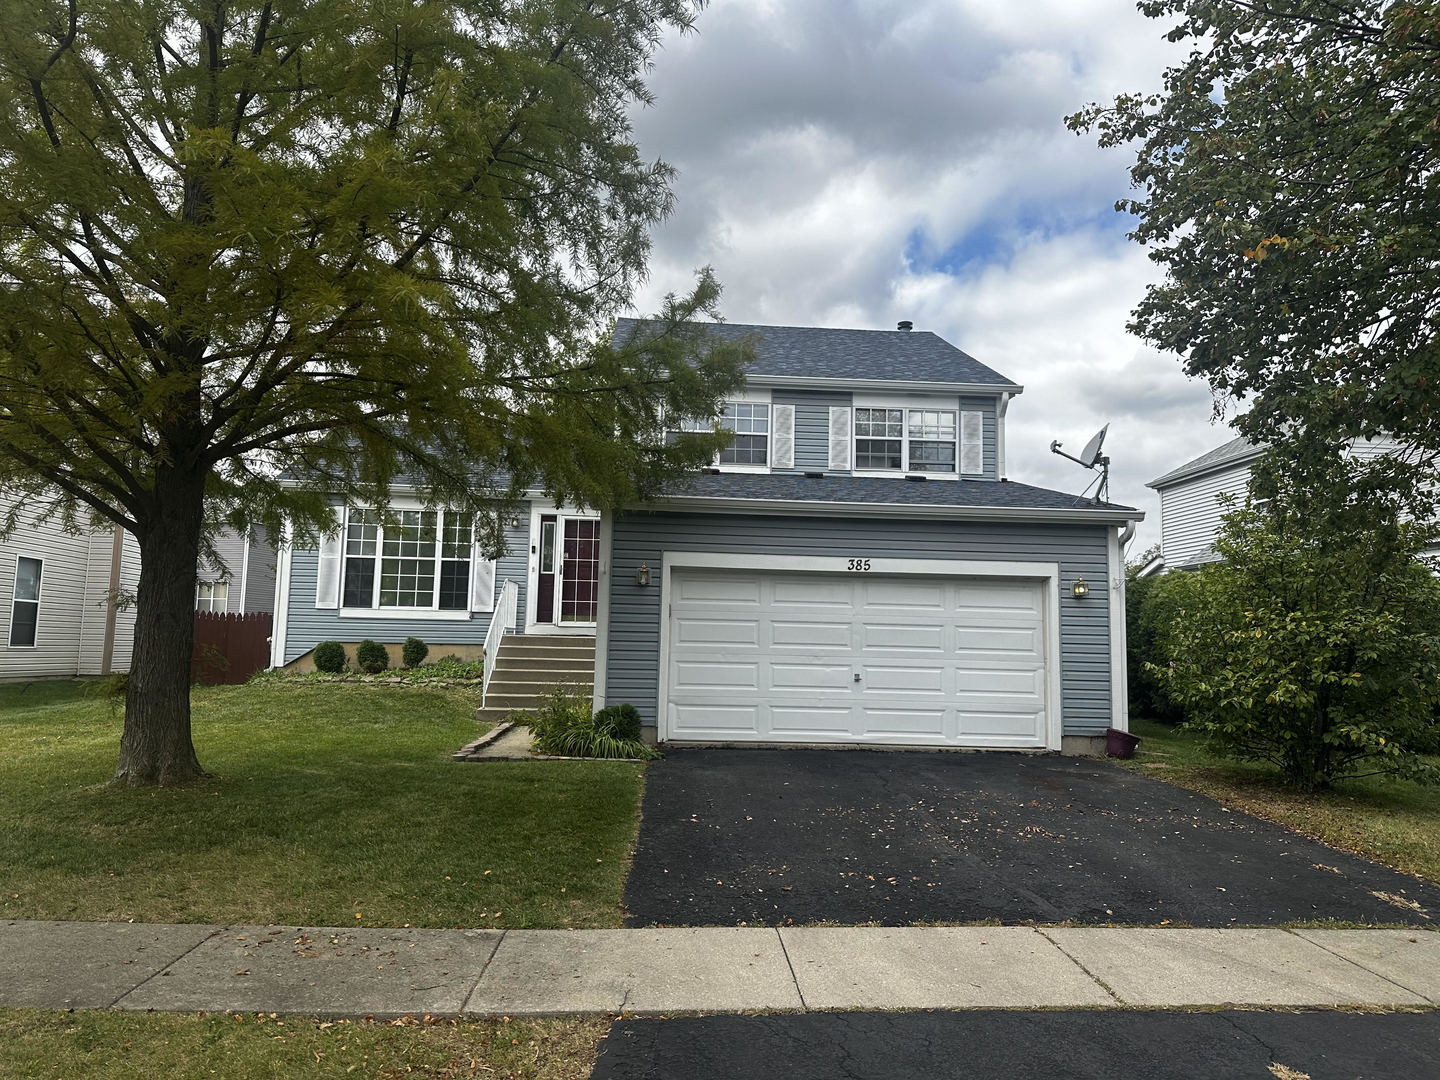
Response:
[996,393,1010,479]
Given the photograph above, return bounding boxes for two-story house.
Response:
[269,321,1143,753]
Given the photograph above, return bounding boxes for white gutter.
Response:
[996,393,1010,480]
[648,494,1144,525]
[745,374,1024,396]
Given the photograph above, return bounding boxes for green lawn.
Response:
[1126,717,1440,886]
[0,1010,607,1080]
[0,680,643,928]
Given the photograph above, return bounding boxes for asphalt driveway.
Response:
[622,748,1440,927]
[591,1010,1440,1080]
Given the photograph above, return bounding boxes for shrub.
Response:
[355,639,389,674]
[402,636,429,668]
[595,703,643,742]
[523,688,656,760]
[313,641,347,673]
[1156,496,1440,791]
[1125,572,1187,724]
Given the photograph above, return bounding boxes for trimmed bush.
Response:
[595,703,643,742]
[355,639,389,674]
[313,641,347,674]
[524,688,656,760]
[402,636,429,668]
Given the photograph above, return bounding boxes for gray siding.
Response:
[604,511,1113,736]
[283,515,530,664]
[773,389,852,472]
[958,394,999,480]
[0,491,97,679]
[243,530,278,614]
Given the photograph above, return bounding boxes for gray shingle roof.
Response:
[653,470,1138,516]
[614,319,1018,388]
[1147,436,1260,489]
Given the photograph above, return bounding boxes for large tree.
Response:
[0,0,748,785]
[1068,1,1440,514]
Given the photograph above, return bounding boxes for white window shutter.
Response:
[470,550,497,613]
[828,406,852,470]
[960,411,984,475]
[315,529,341,609]
[772,404,795,469]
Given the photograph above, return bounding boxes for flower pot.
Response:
[1106,727,1141,759]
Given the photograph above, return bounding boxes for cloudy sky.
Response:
[623,0,1238,551]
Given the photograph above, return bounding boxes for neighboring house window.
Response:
[9,556,41,647]
[855,407,960,473]
[195,582,229,612]
[671,401,771,467]
[342,508,472,610]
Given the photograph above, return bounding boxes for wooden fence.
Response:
[191,611,272,685]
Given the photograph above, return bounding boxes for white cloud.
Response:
[625,0,1236,551]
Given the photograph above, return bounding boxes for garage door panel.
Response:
[859,622,944,651]
[862,666,946,694]
[770,620,851,649]
[859,709,947,737]
[666,568,1051,748]
[770,662,853,690]
[861,580,946,611]
[675,618,761,647]
[676,574,762,604]
[672,661,760,691]
[768,706,854,736]
[670,703,761,735]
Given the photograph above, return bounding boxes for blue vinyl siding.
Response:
[604,510,1112,736]
[282,515,530,663]
[772,389,852,472]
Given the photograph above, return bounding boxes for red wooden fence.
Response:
[191,611,272,685]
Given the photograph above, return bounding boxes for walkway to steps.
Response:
[476,633,595,726]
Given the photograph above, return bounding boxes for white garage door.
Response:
[665,568,1051,748]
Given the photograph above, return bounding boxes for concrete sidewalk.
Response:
[2,920,1437,1017]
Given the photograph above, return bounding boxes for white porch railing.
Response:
[482,579,519,708]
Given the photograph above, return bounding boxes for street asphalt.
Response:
[590,1009,1440,1080]
[623,748,1440,927]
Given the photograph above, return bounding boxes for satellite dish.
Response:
[1049,423,1113,504]
[1077,425,1108,468]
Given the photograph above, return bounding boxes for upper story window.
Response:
[718,402,769,465]
[9,556,41,647]
[672,400,772,468]
[855,407,958,473]
[342,508,472,610]
[196,582,228,613]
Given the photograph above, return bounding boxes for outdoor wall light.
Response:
[636,563,651,587]
[1072,577,1090,599]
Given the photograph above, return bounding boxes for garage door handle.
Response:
[853,673,862,683]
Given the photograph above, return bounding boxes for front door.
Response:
[534,514,600,627]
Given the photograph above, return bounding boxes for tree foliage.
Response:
[1069,0,1440,516]
[0,0,747,784]
[1155,482,1440,791]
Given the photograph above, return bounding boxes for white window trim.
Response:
[8,553,42,649]
[851,399,963,480]
[655,552,1063,752]
[339,505,474,616]
[670,389,775,474]
[196,581,229,613]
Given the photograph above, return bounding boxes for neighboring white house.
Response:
[0,491,141,680]
[1,492,278,681]
[1147,434,1412,572]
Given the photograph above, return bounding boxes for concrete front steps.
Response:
[475,634,595,725]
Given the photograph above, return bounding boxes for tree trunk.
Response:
[113,467,208,786]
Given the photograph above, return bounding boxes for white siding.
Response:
[1158,462,1253,568]
[0,492,113,680]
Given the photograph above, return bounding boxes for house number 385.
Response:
[846,558,872,571]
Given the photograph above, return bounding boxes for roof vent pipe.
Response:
[897,320,913,332]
